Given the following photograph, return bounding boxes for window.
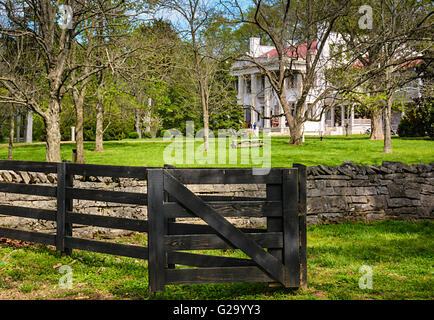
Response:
[287,74,296,89]
[246,79,252,94]
[307,103,315,119]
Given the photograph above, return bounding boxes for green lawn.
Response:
[1,135,433,167]
[1,136,432,300]
[0,220,432,300]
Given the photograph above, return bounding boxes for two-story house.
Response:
[230,36,422,136]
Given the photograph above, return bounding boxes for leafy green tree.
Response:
[333,0,433,152]
[226,0,354,145]
[398,99,434,138]
[0,0,147,162]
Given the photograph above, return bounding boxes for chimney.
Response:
[249,37,261,57]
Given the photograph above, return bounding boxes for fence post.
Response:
[147,169,166,292]
[266,181,283,288]
[63,161,73,256]
[293,163,307,289]
[56,162,67,255]
[282,168,300,287]
[164,165,176,270]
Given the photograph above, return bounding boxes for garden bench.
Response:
[231,138,263,148]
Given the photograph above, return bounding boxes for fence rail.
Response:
[0,160,307,292]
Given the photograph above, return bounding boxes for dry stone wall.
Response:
[305,161,433,224]
[0,161,432,238]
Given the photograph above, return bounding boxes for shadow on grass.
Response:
[398,137,433,141]
[1,220,432,300]
[135,282,305,300]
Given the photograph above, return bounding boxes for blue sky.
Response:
[150,0,252,28]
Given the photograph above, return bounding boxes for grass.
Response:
[0,220,432,300]
[0,136,432,300]
[0,135,433,167]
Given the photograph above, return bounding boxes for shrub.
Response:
[32,114,46,142]
[128,132,139,139]
[159,129,167,138]
[398,100,434,138]
[143,131,152,139]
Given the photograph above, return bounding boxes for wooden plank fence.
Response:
[0,160,307,292]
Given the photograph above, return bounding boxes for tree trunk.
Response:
[345,106,350,137]
[16,112,21,143]
[145,98,152,133]
[44,103,62,162]
[285,94,304,145]
[383,94,393,153]
[370,109,384,140]
[135,108,142,139]
[75,92,86,163]
[8,104,14,160]
[383,66,393,153]
[94,100,104,152]
[202,104,209,152]
[289,121,303,145]
[199,79,209,152]
[71,49,89,164]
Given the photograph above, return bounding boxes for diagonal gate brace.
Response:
[163,171,291,287]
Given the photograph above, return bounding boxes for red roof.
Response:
[353,58,423,69]
[259,41,318,59]
[401,59,423,69]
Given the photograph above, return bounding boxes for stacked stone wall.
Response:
[0,161,432,238]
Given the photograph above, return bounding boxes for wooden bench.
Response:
[231,139,263,148]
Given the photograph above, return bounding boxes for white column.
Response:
[296,73,302,98]
[350,105,354,134]
[71,126,76,142]
[264,76,271,129]
[250,74,258,126]
[341,105,345,127]
[331,107,335,127]
[24,110,33,143]
[237,75,244,106]
[238,76,246,122]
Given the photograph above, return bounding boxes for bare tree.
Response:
[122,20,180,140]
[225,0,432,148]
[8,103,14,159]
[69,20,96,163]
[0,0,140,162]
[224,0,352,145]
[336,0,433,152]
[379,1,432,153]
[158,0,223,151]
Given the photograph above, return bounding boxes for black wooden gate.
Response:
[147,166,307,291]
[0,160,306,292]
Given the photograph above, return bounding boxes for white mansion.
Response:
[230,36,422,135]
